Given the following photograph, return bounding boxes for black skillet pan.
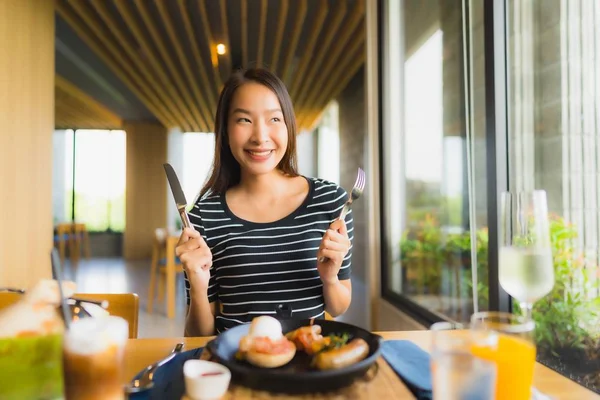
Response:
[206,309,383,394]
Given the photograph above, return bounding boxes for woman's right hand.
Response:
[175,227,213,291]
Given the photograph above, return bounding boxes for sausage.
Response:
[313,338,370,370]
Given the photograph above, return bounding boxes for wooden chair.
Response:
[71,223,91,261]
[147,228,184,318]
[53,223,74,265]
[53,222,91,265]
[0,292,21,310]
[73,293,139,339]
[0,292,139,339]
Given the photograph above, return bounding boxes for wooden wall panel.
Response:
[0,0,54,290]
[124,122,168,260]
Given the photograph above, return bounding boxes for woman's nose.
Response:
[251,121,270,143]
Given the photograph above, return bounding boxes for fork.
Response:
[318,168,366,263]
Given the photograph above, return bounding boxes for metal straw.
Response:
[51,249,72,329]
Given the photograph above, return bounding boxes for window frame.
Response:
[378,0,512,325]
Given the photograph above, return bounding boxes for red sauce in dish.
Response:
[199,371,224,377]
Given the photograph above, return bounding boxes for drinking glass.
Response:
[63,316,129,400]
[470,312,536,400]
[430,322,496,400]
[499,190,554,320]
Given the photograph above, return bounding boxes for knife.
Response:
[163,163,192,230]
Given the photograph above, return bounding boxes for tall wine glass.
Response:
[499,190,554,320]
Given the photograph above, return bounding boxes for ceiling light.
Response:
[216,44,226,55]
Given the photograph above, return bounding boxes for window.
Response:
[317,101,341,184]
[507,0,600,391]
[381,0,600,392]
[166,130,215,231]
[297,129,316,178]
[52,129,126,232]
[382,0,488,323]
[296,101,341,183]
[181,132,215,206]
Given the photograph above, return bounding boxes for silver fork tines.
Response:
[318,168,366,263]
[338,168,366,221]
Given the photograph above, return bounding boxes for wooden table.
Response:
[124,331,600,399]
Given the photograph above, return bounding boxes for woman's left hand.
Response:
[317,218,351,284]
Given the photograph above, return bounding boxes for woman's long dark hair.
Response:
[199,68,299,198]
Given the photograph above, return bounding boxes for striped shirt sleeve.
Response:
[185,204,220,305]
[334,186,353,281]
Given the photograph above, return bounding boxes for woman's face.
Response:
[227,82,288,177]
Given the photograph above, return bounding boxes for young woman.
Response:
[175,68,354,337]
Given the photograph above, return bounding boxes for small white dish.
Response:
[183,359,231,400]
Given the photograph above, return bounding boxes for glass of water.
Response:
[430,322,496,400]
[499,190,554,320]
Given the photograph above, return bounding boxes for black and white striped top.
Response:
[185,177,354,333]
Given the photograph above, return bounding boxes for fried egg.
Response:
[248,316,283,340]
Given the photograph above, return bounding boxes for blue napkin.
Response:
[127,347,204,400]
[381,340,432,400]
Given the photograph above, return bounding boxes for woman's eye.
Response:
[237,117,251,123]
[271,117,281,122]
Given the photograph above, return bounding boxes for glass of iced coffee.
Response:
[62,316,128,400]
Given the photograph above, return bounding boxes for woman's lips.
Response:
[245,149,274,161]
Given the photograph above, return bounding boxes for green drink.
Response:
[0,333,64,400]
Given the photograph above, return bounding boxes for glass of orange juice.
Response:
[470,312,536,400]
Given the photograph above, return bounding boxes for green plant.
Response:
[399,215,489,303]
[444,227,490,309]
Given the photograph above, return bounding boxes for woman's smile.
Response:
[245,149,275,161]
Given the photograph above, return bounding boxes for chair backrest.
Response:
[0,292,21,310]
[55,222,74,237]
[73,293,139,339]
[72,223,87,234]
[0,292,139,339]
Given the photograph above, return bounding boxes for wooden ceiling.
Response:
[55,0,365,132]
[55,75,122,130]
